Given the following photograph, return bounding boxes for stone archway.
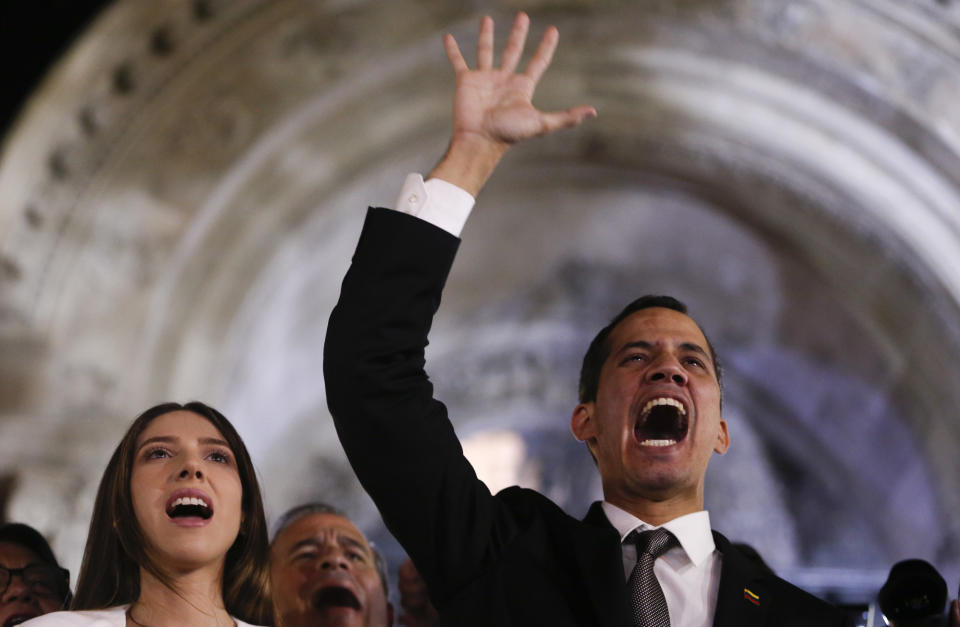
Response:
[1,0,959,601]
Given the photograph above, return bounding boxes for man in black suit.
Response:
[325,13,847,626]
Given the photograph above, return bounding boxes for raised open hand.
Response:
[430,13,595,195]
[444,13,595,146]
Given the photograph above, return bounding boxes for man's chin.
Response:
[284,607,365,627]
[627,465,692,495]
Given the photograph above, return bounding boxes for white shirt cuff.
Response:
[393,173,475,237]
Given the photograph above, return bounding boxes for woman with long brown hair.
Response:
[26,402,273,626]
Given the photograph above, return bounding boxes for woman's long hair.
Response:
[71,402,274,625]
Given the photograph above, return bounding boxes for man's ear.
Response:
[713,418,730,455]
[571,403,596,443]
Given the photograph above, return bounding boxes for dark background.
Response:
[0,0,112,138]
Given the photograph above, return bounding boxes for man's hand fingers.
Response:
[477,15,495,70]
[540,106,598,134]
[401,593,430,612]
[435,14,590,186]
[443,34,468,74]
[398,576,427,598]
[398,558,428,604]
[398,558,418,579]
[500,12,530,73]
[524,25,559,84]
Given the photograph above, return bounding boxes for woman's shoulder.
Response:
[25,607,265,627]
[23,606,127,626]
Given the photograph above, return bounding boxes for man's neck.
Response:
[603,488,704,527]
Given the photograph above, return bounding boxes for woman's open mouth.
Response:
[164,490,214,525]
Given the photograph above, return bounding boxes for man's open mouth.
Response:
[635,397,688,447]
[313,585,361,611]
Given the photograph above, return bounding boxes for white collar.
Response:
[601,501,716,567]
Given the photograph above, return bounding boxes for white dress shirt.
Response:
[393,173,474,236]
[603,502,722,627]
[392,173,723,626]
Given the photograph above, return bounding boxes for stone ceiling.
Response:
[1,0,959,602]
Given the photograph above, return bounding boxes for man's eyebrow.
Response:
[616,340,711,360]
[616,340,653,354]
[679,342,710,358]
[18,562,48,569]
[340,536,371,555]
[285,535,370,556]
[288,538,320,555]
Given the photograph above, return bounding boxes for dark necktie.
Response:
[627,528,678,627]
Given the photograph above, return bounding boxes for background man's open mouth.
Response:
[313,585,361,611]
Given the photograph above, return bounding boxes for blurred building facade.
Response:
[1,0,959,611]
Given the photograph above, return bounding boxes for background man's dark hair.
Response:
[577,295,723,403]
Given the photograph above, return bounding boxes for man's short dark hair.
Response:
[577,295,723,403]
[271,502,390,596]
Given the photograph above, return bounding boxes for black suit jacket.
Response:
[325,208,847,626]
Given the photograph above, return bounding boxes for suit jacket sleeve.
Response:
[324,207,520,606]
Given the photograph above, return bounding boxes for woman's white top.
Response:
[22,605,263,626]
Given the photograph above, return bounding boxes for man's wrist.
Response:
[427,133,508,197]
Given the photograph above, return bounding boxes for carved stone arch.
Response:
[1,0,959,602]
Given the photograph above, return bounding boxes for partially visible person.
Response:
[0,522,71,626]
[269,503,393,627]
[396,559,438,627]
[25,401,273,626]
[878,559,946,627]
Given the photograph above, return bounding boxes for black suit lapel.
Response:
[712,531,771,627]
[575,502,631,627]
